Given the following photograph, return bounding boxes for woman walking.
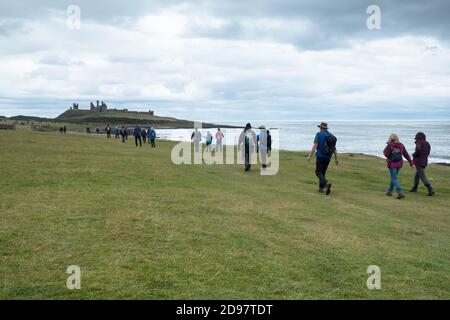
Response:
[383,133,414,199]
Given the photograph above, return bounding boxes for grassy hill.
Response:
[55,109,233,128]
[0,130,449,299]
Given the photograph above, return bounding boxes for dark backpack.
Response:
[390,147,403,162]
[321,133,337,155]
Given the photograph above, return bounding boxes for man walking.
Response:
[238,123,257,172]
[307,122,339,195]
[409,132,435,196]
[134,126,142,147]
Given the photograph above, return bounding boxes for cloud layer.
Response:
[0,0,449,120]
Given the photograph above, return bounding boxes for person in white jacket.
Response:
[191,128,202,152]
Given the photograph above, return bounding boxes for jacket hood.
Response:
[389,141,403,148]
[415,132,426,141]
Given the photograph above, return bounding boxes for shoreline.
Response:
[153,135,450,166]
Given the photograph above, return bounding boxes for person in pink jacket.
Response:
[383,133,414,199]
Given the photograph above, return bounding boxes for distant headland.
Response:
[1,101,239,129]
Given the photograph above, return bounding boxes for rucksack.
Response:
[390,147,403,162]
[321,133,337,155]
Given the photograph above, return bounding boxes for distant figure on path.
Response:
[215,128,224,152]
[86,127,91,134]
[120,126,126,143]
[410,132,435,196]
[124,126,129,140]
[204,131,213,152]
[134,126,142,147]
[238,123,257,172]
[141,129,147,144]
[105,124,112,139]
[258,126,268,169]
[383,133,414,199]
[63,126,67,134]
[96,127,100,134]
[191,128,202,153]
[114,126,120,139]
[307,122,339,195]
[148,127,156,148]
[59,127,64,133]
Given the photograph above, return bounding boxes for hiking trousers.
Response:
[413,165,431,188]
[135,136,142,147]
[315,157,331,189]
[388,168,403,193]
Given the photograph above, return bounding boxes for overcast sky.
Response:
[1,0,449,121]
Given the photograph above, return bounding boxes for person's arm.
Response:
[307,133,319,161]
[307,144,318,161]
[403,146,414,167]
[413,141,421,158]
[334,149,339,166]
[383,144,391,158]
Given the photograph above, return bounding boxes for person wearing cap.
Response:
[410,132,434,196]
[238,123,257,171]
[307,122,339,195]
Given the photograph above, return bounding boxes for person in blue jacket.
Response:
[147,127,156,148]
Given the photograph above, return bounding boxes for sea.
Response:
[155,120,450,164]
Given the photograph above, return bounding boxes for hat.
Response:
[317,122,328,129]
[245,123,252,130]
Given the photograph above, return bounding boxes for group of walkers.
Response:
[132,126,157,148]
[305,122,434,198]
[87,124,157,148]
[191,125,273,172]
[237,123,273,171]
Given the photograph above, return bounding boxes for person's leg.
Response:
[390,168,404,198]
[410,168,420,191]
[245,144,250,171]
[139,137,142,147]
[315,157,328,190]
[152,139,156,148]
[260,147,267,168]
[135,136,138,146]
[417,166,434,195]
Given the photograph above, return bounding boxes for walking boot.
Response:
[426,184,435,196]
[397,192,405,200]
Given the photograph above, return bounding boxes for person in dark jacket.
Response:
[409,132,435,196]
[134,126,142,147]
[120,126,126,143]
[383,133,414,199]
[141,129,147,144]
[238,123,257,172]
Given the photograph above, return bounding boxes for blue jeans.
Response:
[388,168,403,193]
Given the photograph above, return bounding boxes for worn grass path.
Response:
[0,131,449,299]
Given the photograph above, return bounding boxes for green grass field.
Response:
[1,130,449,299]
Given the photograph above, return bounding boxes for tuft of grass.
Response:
[0,131,449,299]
